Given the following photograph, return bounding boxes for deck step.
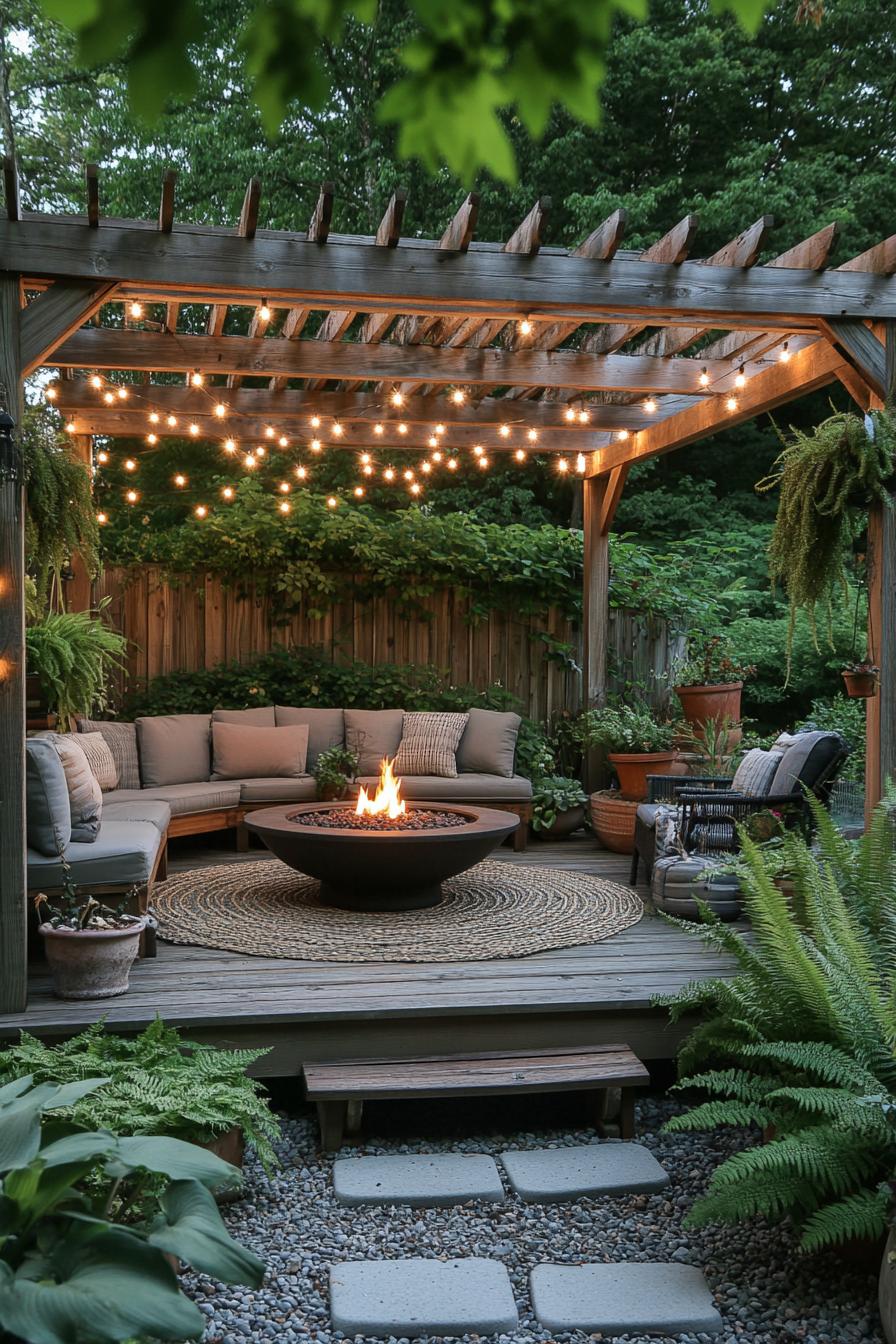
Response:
[529,1262,723,1336]
[500,1141,669,1202]
[329,1258,519,1337]
[333,1153,505,1207]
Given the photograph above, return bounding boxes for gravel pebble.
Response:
[183,1095,884,1344]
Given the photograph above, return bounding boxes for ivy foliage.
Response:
[23,406,98,607]
[37,0,772,182]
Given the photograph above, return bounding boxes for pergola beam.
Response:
[20,279,118,376]
[6,219,896,322]
[820,319,887,398]
[50,326,742,394]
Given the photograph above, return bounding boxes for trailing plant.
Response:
[580,702,675,754]
[313,745,360,800]
[531,775,588,831]
[655,796,896,1251]
[757,408,896,652]
[23,406,99,608]
[33,862,139,932]
[25,602,128,729]
[0,1017,280,1173]
[0,1075,264,1344]
[676,634,756,688]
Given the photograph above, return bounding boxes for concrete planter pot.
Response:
[39,919,145,1000]
[607,751,678,802]
[675,681,743,729]
[880,1227,896,1343]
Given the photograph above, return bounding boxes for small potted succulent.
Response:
[313,744,360,800]
[674,635,756,730]
[34,863,144,1000]
[842,658,879,698]
[531,775,588,839]
[584,703,678,801]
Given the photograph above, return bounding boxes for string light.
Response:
[556,457,570,474]
[354,486,365,498]
[278,435,289,448]
[310,415,321,429]
[191,372,204,387]
[397,422,409,436]
[114,385,127,400]
[215,402,226,418]
[564,406,577,422]
[410,482,422,495]
[435,424,446,436]
[428,435,438,449]
[578,409,590,424]
[279,500,291,515]
[403,468,414,482]
[96,450,109,464]
[450,389,465,405]
[361,453,372,465]
[278,481,291,494]
[194,504,208,519]
[125,489,138,503]
[65,420,76,434]
[725,395,739,412]
[699,366,710,387]
[224,439,237,454]
[779,342,792,363]
[617,430,629,441]
[326,496,338,509]
[258,299,271,323]
[384,467,396,482]
[149,411,160,424]
[576,453,587,474]
[734,365,746,389]
[167,415,177,428]
[374,423,385,436]
[244,453,257,469]
[124,458,136,472]
[146,434,158,446]
[432,450,443,464]
[265,425,275,440]
[518,318,533,336]
[447,457,458,471]
[222,485,235,500]
[499,424,510,438]
[103,391,115,405]
[644,397,657,414]
[421,461,432,475]
[310,439,323,453]
[527,429,538,443]
[96,511,108,524]
[46,386,58,401]
[473,445,484,457]
[515,449,526,462]
[478,456,489,469]
[362,464,374,476]
[90,375,102,389]
[391,389,405,407]
[256,445,266,458]
[129,301,143,319]
[296,465,308,480]
[332,422,344,438]
[189,423,200,436]
[174,473,187,487]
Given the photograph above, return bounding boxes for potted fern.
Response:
[34,865,145,1000]
[26,602,128,731]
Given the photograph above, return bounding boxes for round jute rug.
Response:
[153,858,643,963]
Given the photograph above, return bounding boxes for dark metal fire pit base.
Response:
[244,802,519,913]
[319,881,443,912]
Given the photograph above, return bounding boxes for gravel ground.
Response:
[184,1094,884,1344]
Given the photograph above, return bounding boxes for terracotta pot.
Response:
[39,919,145,1000]
[202,1125,245,1203]
[589,791,638,854]
[842,669,878,698]
[675,681,744,729]
[533,805,586,841]
[880,1226,896,1343]
[607,751,679,802]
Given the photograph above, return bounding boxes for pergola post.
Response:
[67,434,94,611]
[582,474,610,710]
[0,272,27,1014]
[865,320,896,822]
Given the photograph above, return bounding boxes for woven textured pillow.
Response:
[76,719,140,790]
[393,712,469,779]
[74,731,118,791]
[731,748,780,797]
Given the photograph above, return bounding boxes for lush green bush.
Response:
[579,702,675,754]
[802,694,866,785]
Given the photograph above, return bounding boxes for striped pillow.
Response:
[74,731,119,791]
[76,719,140,790]
[393,712,469,779]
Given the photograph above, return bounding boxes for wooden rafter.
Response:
[20,280,118,376]
[208,176,263,340]
[820,318,887,398]
[308,182,335,243]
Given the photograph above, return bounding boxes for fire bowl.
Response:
[244,802,519,911]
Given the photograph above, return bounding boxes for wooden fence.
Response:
[96,567,684,721]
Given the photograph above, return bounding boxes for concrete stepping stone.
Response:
[330,1258,519,1337]
[500,1142,669,1202]
[333,1153,505,1207]
[530,1262,722,1336]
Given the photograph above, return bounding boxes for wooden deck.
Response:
[0,837,739,1073]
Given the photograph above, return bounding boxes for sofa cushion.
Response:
[102,798,171,835]
[46,734,102,843]
[213,706,276,726]
[236,775,318,804]
[393,712,468,779]
[769,730,843,796]
[76,719,140,790]
[344,709,404,775]
[104,782,241,817]
[456,709,521,779]
[27,819,163,890]
[74,731,118,791]
[137,713,212,787]
[731,748,781,797]
[357,773,532,802]
[212,722,309,780]
[275,707,345,769]
[26,738,72,857]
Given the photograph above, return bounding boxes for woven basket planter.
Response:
[589,790,638,854]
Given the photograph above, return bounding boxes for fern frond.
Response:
[799,1187,890,1252]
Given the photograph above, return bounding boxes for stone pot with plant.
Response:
[585,703,678,801]
[674,634,756,731]
[34,864,144,1000]
[531,775,588,839]
[313,744,360,800]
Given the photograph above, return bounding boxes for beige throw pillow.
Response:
[393,712,469,779]
[49,734,103,842]
[74,731,119,791]
[344,709,404,775]
[456,708,521,778]
[211,722,309,780]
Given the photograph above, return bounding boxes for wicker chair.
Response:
[629,729,851,886]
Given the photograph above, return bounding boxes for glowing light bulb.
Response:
[617,430,629,441]
[224,439,236,454]
[332,422,344,437]
[361,452,372,465]
[518,318,533,336]
[215,402,226,418]
[403,468,414,482]
[447,458,458,471]
[384,467,395,482]
[65,420,76,433]
[362,464,374,476]
[354,485,365,497]
[734,367,746,389]
[129,301,143,319]
[90,375,102,389]
[279,500,291,514]
[779,342,792,363]
[125,489,138,503]
[644,397,657,414]
[310,439,322,453]
[699,367,710,387]
[428,436,438,449]
[564,406,576,422]
[557,457,570,474]
[265,425,275,439]
[432,450,443,464]
[255,445,266,458]
[124,458,136,472]
[149,411,160,424]
[435,424,445,436]
[114,386,126,403]
[391,389,404,407]
[244,454,256,469]
[96,511,108,524]
[174,473,187,487]
[421,461,432,474]
[258,300,271,323]
[726,395,739,412]
[478,456,489,469]
[473,445,484,457]
[167,415,177,428]
[189,423,199,436]
[296,465,308,480]
[499,424,510,438]
[191,372,204,387]
[397,422,408,435]
[451,389,465,405]
[527,429,538,443]
[222,486,234,500]
[374,423,384,436]
[278,435,289,448]
[576,453,587,474]
[515,449,526,462]
[194,504,208,519]
[578,409,589,424]
[410,482,422,495]
[103,391,115,404]
[96,450,109,464]
[46,386,58,401]
[278,481,290,494]
[310,416,321,429]
[326,496,338,509]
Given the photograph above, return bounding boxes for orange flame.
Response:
[355,757,406,820]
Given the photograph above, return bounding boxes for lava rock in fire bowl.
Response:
[243,802,518,911]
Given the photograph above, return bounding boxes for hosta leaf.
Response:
[148,1179,265,1285]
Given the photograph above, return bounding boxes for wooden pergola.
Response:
[2,160,895,1014]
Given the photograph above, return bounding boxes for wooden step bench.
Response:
[303,1044,650,1150]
